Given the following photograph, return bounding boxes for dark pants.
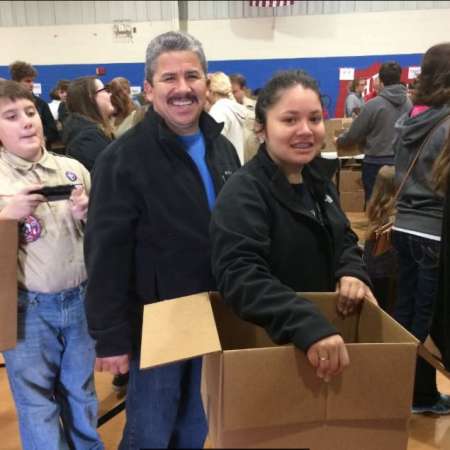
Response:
[392,230,441,405]
[119,356,208,449]
[362,162,385,204]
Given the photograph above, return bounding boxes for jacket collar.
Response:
[255,144,338,214]
[0,147,58,172]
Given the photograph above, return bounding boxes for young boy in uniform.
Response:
[0,80,103,450]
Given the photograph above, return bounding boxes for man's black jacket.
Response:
[84,107,241,357]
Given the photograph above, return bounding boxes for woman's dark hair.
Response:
[66,76,113,137]
[49,88,60,101]
[413,42,450,107]
[255,70,322,128]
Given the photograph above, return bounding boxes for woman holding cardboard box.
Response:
[210,70,375,382]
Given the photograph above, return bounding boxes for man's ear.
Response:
[144,80,153,103]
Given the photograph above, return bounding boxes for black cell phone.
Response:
[32,184,76,201]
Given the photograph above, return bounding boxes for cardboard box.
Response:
[340,191,365,213]
[339,169,363,192]
[140,293,221,369]
[0,220,18,351]
[201,292,418,450]
[323,119,347,151]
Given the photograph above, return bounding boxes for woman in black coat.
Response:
[63,76,114,171]
[210,70,375,383]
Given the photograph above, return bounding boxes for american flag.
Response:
[249,0,295,7]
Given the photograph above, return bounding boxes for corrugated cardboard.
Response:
[140,293,221,369]
[339,169,363,192]
[0,220,18,352]
[340,191,365,213]
[202,292,419,450]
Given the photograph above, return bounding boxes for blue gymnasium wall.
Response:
[0,52,422,113]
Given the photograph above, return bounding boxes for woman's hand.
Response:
[0,184,45,221]
[69,186,89,221]
[336,276,377,317]
[306,334,350,382]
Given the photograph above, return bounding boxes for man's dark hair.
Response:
[229,74,247,89]
[9,61,37,82]
[379,61,402,86]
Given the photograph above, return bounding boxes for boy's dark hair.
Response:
[0,80,34,103]
[255,70,322,129]
[9,61,37,82]
[229,74,247,88]
[413,42,450,107]
[379,61,402,86]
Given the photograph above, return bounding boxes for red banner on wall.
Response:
[335,63,414,118]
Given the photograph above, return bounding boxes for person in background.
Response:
[63,76,114,171]
[9,60,59,149]
[365,76,380,102]
[344,77,366,118]
[56,79,70,127]
[207,71,249,165]
[429,129,450,371]
[210,70,376,384]
[363,165,398,312]
[84,31,240,449]
[392,42,450,415]
[0,80,103,450]
[48,87,61,121]
[337,62,412,202]
[109,76,138,138]
[229,73,256,111]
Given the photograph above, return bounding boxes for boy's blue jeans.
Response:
[119,356,208,449]
[2,283,103,450]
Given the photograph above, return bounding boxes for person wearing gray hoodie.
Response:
[392,42,450,416]
[337,62,412,202]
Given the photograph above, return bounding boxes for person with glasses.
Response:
[63,77,115,171]
[344,77,366,118]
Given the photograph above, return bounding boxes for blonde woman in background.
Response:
[207,71,250,165]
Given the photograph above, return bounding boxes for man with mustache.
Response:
[84,31,240,449]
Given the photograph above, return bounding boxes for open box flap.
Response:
[0,220,18,352]
[418,342,450,380]
[140,292,221,369]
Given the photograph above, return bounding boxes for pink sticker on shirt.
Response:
[65,171,78,182]
[20,215,42,244]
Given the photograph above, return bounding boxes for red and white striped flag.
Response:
[249,0,295,7]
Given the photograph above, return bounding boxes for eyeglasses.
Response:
[95,86,110,95]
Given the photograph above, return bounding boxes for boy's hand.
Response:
[0,184,45,221]
[69,186,88,221]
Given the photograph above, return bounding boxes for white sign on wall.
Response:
[339,68,355,81]
[33,83,42,96]
[408,66,421,79]
[130,86,142,95]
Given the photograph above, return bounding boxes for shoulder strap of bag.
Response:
[392,114,450,204]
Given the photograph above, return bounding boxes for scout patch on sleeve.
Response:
[65,171,78,182]
[20,215,42,244]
